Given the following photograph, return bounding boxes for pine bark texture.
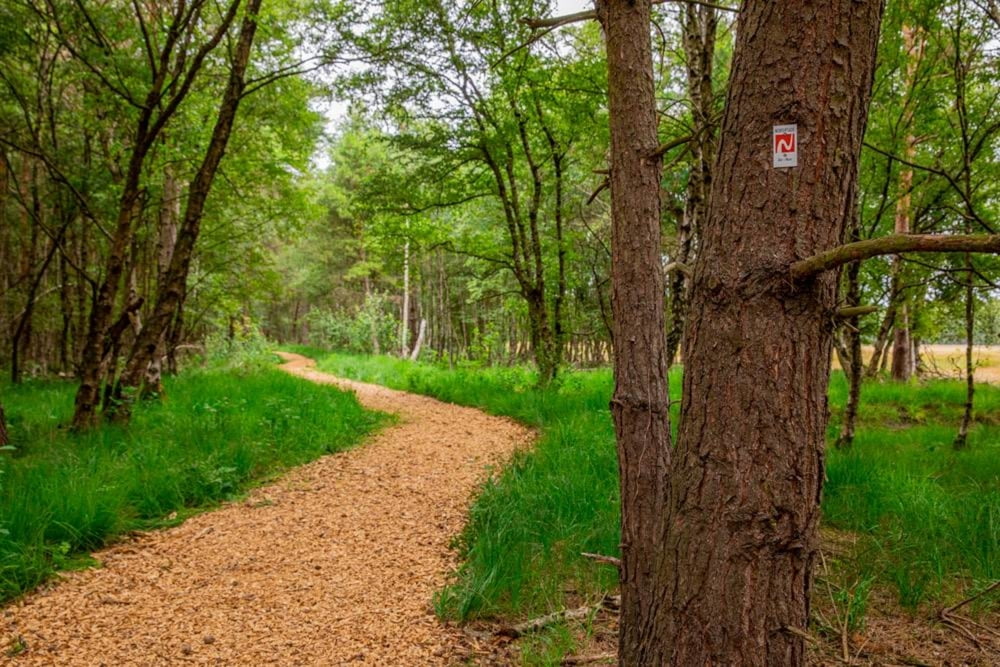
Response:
[601,0,886,664]
[595,0,671,660]
[667,1,884,662]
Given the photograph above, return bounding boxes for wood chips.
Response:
[1,353,533,665]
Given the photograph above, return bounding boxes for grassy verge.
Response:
[824,375,999,609]
[0,356,385,602]
[314,352,998,626]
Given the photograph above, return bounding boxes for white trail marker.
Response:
[773,124,798,168]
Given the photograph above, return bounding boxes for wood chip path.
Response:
[2,352,533,665]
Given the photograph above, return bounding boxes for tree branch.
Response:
[522,0,736,30]
[790,234,1000,280]
[648,133,692,160]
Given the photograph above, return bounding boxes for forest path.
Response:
[2,352,533,665]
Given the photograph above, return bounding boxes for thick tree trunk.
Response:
[665,1,883,662]
[600,0,885,663]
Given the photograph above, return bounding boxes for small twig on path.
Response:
[498,595,620,638]
[941,580,999,617]
[561,652,617,665]
[937,580,1000,648]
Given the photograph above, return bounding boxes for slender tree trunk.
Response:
[666,2,717,366]
[595,1,670,661]
[12,217,67,384]
[401,238,410,356]
[600,0,885,663]
[955,254,975,449]
[115,0,263,417]
[0,402,8,448]
[409,319,427,361]
[72,144,152,429]
[890,24,922,382]
[71,0,241,429]
[58,249,73,374]
[890,301,913,380]
[866,293,898,377]
[838,260,864,449]
[552,150,567,373]
[165,292,184,375]
[526,288,557,385]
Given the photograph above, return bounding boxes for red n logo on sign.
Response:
[775,132,796,153]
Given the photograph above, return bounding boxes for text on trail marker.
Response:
[773,124,798,168]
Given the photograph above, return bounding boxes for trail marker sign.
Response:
[773,124,798,168]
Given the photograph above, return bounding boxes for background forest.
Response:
[1,0,999,663]
[5,0,1000,388]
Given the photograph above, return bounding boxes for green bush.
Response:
[305,292,398,355]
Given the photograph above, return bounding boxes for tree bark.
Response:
[866,294,898,378]
[401,237,411,356]
[955,256,975,449]
[600,0,885,663]
[115,0,262,417]
[0,403,8,448]
[594,1,671,663]
[837,260,864,449]
[665,2,884,662]
[666,1,717,367]
[890,24,922,382]
[409,318,427,361]
[70,0,241,430]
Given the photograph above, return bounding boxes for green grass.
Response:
[313,352,999,624]
[0,356,385,602]
[824,373,1000,608]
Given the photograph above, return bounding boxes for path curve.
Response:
[2,353,532,665]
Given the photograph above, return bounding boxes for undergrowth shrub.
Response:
[305,293,398,355]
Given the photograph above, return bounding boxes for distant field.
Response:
[834,344,1000,382]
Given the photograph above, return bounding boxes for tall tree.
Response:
[115,0,265,416]
[599,0,886,662]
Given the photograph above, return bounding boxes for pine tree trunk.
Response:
[600,0,885,663]
[595,1,671,660]
[666,1,883,661]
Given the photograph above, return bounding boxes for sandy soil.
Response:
[1,352,533,665]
